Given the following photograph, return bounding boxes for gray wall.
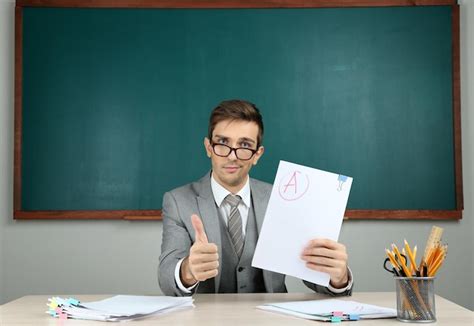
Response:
[0,0,472,310]
[0,0,12,305]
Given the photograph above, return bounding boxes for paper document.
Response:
[258,299,396,321]
[252,160,353,286]
[46,295,194,322]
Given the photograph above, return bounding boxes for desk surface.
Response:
[1,293,472,325]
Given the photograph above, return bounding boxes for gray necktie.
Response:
[225,194,244,258]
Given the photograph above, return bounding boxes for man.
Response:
[159,99,353,296]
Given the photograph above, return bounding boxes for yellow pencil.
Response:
[386,249,400,270]
[430,250,444,270]
[427,248,436,268]
[429,259,445,277]
[404,239,418,274]
[392,244,411,277]
[429,245,447,276]
[411,246,417,275]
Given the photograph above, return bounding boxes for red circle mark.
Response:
[278,171,310,201]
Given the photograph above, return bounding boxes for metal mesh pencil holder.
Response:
[395,277,436,323]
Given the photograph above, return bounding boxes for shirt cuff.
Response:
[175,257,199,293]
[327,267,353,294]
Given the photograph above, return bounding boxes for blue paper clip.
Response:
[330,316,342,323]
[337,175,348,191]
[67,298,80,306]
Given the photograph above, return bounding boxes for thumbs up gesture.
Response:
[180,214,219,287]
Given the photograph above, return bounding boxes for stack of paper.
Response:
[46,295,194,321]
[258,299,396,322]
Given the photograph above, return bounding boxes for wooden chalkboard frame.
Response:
[14,0,462,220]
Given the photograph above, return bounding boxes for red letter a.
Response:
[283,171,299,194]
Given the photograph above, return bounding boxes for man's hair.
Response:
[208,99,264,147]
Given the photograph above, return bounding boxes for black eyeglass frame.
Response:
[210,142,258,161]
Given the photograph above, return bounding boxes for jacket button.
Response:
[238,267,244,272]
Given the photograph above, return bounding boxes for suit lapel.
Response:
[250,178,274,293]
[196,173,223,292]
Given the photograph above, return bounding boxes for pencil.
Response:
[429,259,445,277]
[425,247,435,267]
[404,239,418,275]
[386,249,400,271]
[428,245,447,276]
[392,244,411,277]
[429,250,443,271]
[412,246,418,276]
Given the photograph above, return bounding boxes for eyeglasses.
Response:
[210,142,258,161]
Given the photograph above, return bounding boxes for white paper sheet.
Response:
[252,160,353,286]
[257,299,396,320]
[81,295,192,316]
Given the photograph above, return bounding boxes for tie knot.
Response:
[225,194,241,208]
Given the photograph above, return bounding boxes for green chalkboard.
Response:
[16,4,462,219]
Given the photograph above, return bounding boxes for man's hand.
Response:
[301,239,349,289]
[180,214,219,287]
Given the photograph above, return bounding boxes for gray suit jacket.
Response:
[158,172,352,297]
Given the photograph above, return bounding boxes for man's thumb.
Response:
[191,214,208,243]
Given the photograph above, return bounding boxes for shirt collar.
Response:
[210,173,251,208]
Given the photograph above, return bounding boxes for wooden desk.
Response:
[1,293,472,325]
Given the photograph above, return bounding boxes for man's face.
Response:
[204,119,264,193]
